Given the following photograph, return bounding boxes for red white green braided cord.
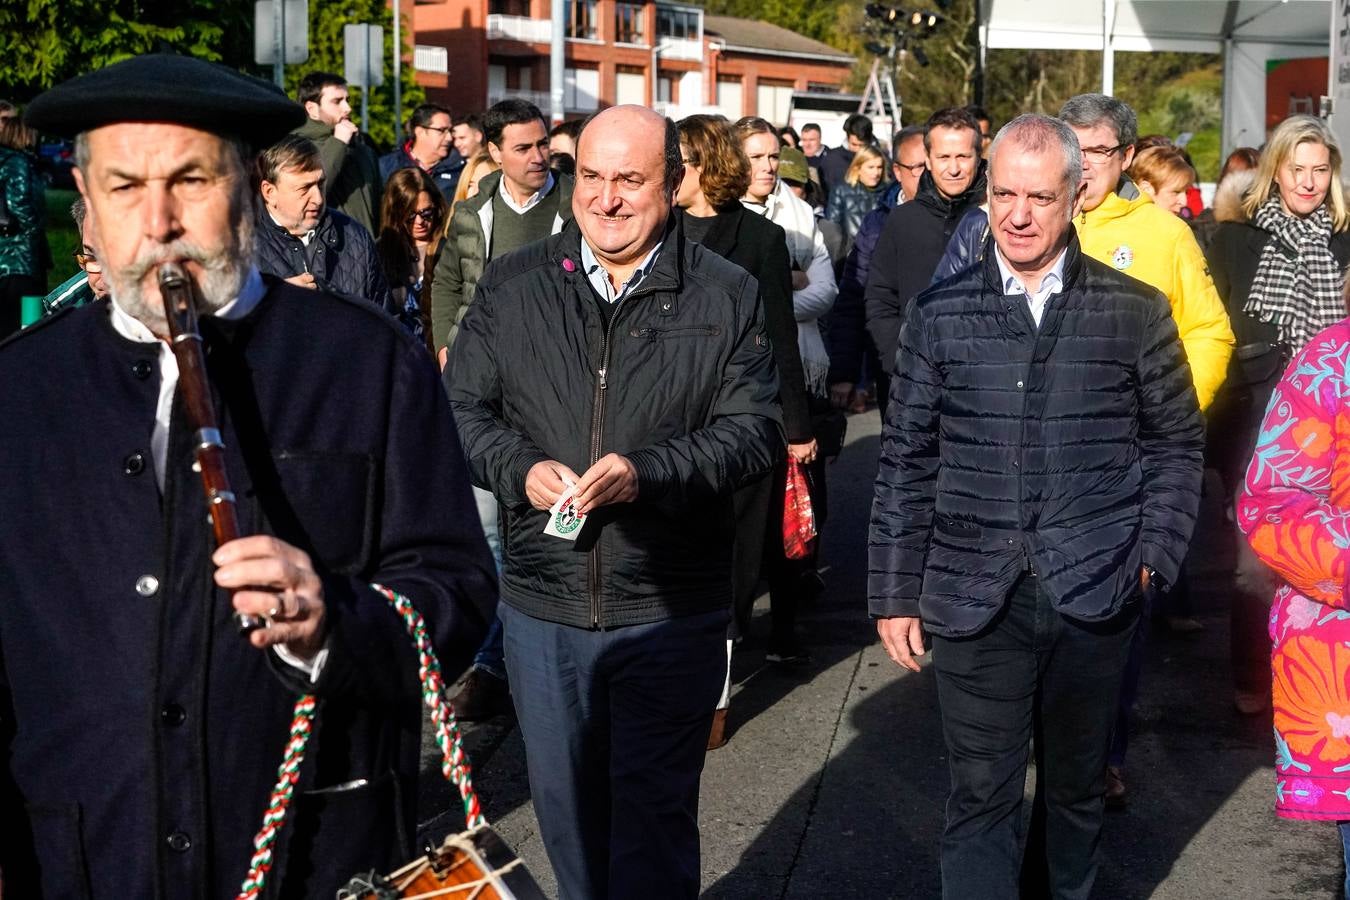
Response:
[236,583,483,899]
[373,582,485,830]
[237,693,317,899]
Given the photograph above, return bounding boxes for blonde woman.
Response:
[1206,114,1350,716]
[450,149,499,211]
[825,143,889,245]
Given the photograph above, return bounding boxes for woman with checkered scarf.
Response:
[1206,115,1350,722]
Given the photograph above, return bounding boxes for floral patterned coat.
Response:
[1240,320,1350,820]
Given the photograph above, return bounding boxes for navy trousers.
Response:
[500,602,726,900]
[931,573,1139,900]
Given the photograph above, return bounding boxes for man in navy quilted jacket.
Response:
[868,114,1204,899]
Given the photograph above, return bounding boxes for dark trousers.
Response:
[500,603,726,900]
[932,574,1139,900]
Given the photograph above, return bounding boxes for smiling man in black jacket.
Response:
[869,114,1204,899]
[864,107,986,412]
[447,105,782,899]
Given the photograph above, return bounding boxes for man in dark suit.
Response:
[2,54,495,897]
[869,113,1205,898]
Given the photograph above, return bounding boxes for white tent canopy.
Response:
[980,0,1331,154]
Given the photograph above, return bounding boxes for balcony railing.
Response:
[413,45,449,74]
[656,37,701,60]
[487,88,553,109]
[486,14,553,42]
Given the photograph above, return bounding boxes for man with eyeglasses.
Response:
[1045,92,1232,830]
[42,197,109,316]
[1060,94,1232,417]
[254,134,393,316]
[378,103,464,201]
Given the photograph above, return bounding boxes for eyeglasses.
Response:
[1080,144,1128,163]
[419,125,453,135]
[896,161,927,175]
[408,208,437,223]
[73,251,103,274]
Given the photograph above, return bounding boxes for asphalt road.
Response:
[421,407,1345,899]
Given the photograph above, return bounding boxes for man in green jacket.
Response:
[293,72,381,236]
[431,98,572,367]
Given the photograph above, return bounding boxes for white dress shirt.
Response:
[498,171,556,214]
[108,266,326,681]
[993,246,1067,327]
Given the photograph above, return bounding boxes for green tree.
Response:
[0,0,254,99]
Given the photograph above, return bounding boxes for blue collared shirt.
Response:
[580,239,664,304]
[993,246,1067,327]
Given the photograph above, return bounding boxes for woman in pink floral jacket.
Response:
[1240,319,1350,883]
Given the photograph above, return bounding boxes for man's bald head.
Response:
[577,106,682,197]
[572,105,682,277]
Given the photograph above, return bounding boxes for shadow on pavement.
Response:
[707,458,1344,898]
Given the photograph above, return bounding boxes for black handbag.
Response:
[1231,340,1290,389]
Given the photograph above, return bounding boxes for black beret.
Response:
[25,53,306,149]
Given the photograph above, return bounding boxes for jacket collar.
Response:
[981,227,1085,295]
[682,204,744,257]
[916,161,988,217]
[556,214,683,300]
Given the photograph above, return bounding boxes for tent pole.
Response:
[1101,0,1115,95]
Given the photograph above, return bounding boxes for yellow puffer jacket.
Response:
[1076,190,1235,410]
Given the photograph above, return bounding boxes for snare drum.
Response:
[338,825,547,900]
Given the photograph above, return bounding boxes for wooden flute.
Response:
[157,262,263,634]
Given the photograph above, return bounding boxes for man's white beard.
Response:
[108,212,255,336]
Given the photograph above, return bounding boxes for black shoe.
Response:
[765,637,812,668]
[448,668,512,721]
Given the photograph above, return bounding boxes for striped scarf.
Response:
[1244,196,1345,352]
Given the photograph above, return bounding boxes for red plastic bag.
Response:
[782,457,818,559]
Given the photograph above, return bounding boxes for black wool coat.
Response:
[678,206,812,442]
[0,281,496,898]
[864,165,987,373]
[446,217,784,629]
[254,206,395,315]
[868,233,1205,636]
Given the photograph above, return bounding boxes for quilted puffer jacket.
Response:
[446,217,784,629]
[254,205,393,314]
[868,232,1205,637]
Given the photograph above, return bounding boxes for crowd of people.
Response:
[3,49,1350,900]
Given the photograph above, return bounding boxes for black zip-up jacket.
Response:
[446,217,785,628]
[864,164,987,373]
[254,205,394,315]
[868,232,1205,636]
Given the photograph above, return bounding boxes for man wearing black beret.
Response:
[1,54,497,896]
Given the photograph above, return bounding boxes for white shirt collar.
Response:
[498,171,556,215]
[580,239,664,304]
[109,266,267,344]
[993,246,1067,297]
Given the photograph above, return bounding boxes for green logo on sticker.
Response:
[554,496,582,534]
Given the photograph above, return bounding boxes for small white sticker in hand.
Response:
[543,476,587,541]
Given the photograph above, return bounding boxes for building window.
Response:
[616,67,646,106]
[716,77,742,119]
[489,0,530,16]
[657,76,673,104]
[566,0,598,40]
[615,2,646,44]
[756,82,795,127]
[656,7,698,40]
[565,66,601,111]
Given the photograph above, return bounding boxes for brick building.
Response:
[410,0,855,123]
